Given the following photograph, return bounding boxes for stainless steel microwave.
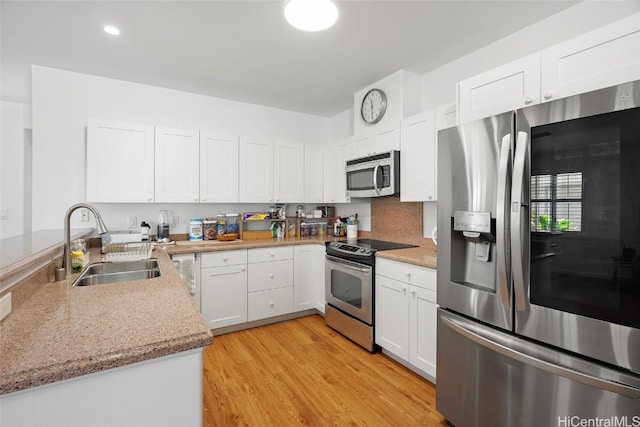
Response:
[345,150,400,198]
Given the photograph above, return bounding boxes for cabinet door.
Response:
[200,132,239,203]
[351,133,372,158]
[352,125,400,158]
[155,127,199,203]
[541,13,640,103]
[304,144,324,203]
[458,53,540,123]
[401,110,436,202]
[375,275,409,360]
[201,264,247,329]
[312,244,326,313]
[239,136,273,202]
[323,138,351,203]
[409,285,437,379]
[274,140,304,203]
[87,119,155,203]
[293,245,313,312]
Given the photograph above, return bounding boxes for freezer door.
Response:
[437,111,514,330]
[514,81,640,373]
[437,309,640,427]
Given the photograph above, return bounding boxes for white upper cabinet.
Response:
[401,110,436,202]
[200,132,239,203]
[458,53,541,123]
[304,144,324,203]
[239,136,273,203]
[274,140,304,203]
[352,123,401,158]
[323,137,351,203]
[540,13,640,102]
[458,13,640,123]
[87,119,155,203]
[154,127,200,203]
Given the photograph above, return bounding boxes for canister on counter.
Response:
[226,213,239,234]
[189,219,203,241]
[216,214,227,235]
[203,218,217,240]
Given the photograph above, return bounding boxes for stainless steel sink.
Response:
[83,259,160,275]
[73,259,161,287]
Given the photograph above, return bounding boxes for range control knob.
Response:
[364,249,371,254]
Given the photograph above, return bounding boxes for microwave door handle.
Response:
[496,133,512,309]
[511,130,529,312]
[373,163,381,195]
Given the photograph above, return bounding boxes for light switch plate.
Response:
[0,292,12,321]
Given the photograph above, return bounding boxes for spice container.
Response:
[203,219,217,240]
[189,219,203,241]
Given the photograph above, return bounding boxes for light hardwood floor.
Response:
[203,314,447,426]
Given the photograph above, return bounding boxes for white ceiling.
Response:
[1,0,579,117]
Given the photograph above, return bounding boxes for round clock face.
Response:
[361,88,387,124]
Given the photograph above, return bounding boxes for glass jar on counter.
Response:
[203,218,217,240]
[226,214,239,234]
[216,214,227,235]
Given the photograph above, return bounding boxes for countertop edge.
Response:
[0,332,212,395]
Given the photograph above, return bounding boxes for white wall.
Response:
[31,66,331,232]
[0,101,27,238]
[421,1,640,110]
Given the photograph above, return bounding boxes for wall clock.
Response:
[361,88,387,124]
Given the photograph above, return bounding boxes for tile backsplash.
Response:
[363,197,435,249]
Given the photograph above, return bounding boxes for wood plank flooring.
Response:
[203,314,447,426]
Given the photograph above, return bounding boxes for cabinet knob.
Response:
[544,91,554,100]
[411,289,416,296]
[241,267,245,272]
[270,273,274,279]
[193,197,198,201]
[406,271,411,277]
[270,252,274,257]
[524,96,534,105]
[270,301,274,307]
[223,256,227,261]
[147,197,152,201]
[202,197,206,201]
[402,286,407,292]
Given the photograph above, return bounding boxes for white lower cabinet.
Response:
[200,250,248,329]
[375,258,437,379]
[247,246,294,322]
[293,244,326,313]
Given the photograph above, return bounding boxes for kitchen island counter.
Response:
[0,247,212,396]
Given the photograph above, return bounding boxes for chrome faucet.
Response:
[63,203,108,278]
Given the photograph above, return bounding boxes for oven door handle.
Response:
[326,255,371,273]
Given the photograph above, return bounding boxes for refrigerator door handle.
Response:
[441,315,640,399]
[510,130,528,311]
[496,133,512,309]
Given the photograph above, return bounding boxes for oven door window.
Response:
[330,269,363,309]
[347,165,389,191]
[530,107,640,330]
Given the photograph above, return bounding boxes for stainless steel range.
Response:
[325,239,416,351]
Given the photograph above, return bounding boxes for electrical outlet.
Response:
[0,293,11,321]
[127,216,137,227]
[80,209,89,222]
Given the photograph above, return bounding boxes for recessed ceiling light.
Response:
[284,0,338,32]
[103,25,120,36]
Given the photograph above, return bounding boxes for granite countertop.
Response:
[374,245,438,269]
[0,248,212,396]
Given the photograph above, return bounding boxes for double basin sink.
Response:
[73,259,161,286]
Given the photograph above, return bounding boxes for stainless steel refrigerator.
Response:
[437,80,640,426]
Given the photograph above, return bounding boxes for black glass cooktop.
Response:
[354,239,417,252]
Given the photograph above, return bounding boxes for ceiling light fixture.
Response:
[103,25,120,36]
[284,0,338,32]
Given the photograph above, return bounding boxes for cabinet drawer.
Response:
[201,249,247,268]
[248,246,293,263]
[248,259,294,292]
[248,286,294,322]
[376,257,436,292]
